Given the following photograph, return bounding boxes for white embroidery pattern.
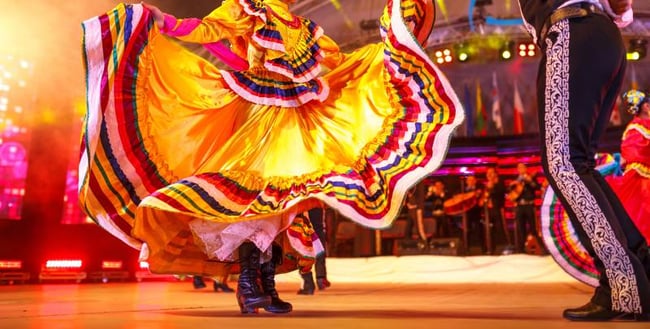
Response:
[543,20,642,314]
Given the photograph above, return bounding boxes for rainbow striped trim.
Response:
[540,153,625,287]
[221,71,329,107]
[81,4,167,249]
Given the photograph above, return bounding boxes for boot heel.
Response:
[238,299,258,314]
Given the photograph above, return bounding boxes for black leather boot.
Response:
[213,280,234,293]
[236,242,272,313]
[297,272,315,295]
[316,277,331,290]
[260,245,292,313]
[192,276,206,289]
[562,301,630,321]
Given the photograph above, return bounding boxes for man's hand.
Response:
[609,0,633,15]
[141,2,165,29]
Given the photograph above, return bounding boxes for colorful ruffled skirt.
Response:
[80,1,463,276]
[541,153,650,287]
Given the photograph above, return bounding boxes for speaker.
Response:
[428,238,462,256]
[396,239,428,256]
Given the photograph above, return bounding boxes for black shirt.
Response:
[487,180,506,209]
[518,0,570,43]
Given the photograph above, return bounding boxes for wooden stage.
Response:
[1,280,648,329]
[0,254,643,328]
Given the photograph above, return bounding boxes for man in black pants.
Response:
[518,0,650,321]
[484,167,509,254]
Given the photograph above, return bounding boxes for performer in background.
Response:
[509,163,540,254]
[192,275,234,292]
[518,0,650,321]
[483,167,509,254]
[464,175,485,253]
[426,180,449,237]
[81,0,462,314]
[607,90,650,243]
[297,207,331,294]
[403,183,428,243]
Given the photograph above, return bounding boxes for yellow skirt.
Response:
[79,1,463,276]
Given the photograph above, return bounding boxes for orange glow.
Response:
[101,261,123,270]
[0,260,22,269]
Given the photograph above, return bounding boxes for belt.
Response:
[540,2,607,44]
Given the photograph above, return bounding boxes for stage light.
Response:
[0,260,22,269]
[40,259,86,282]
[101,261,123,270]
[139,261,150,269]
[627,38,647,61]
[500,41,515,60]
[433,48,453,64]
[45,259,83,269]
[518,42,537,57]
[454,43,472,63]
[0,260,29,284]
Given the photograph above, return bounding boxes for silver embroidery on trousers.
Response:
[543,20,642,314]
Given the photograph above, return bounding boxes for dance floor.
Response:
[1,256,648,328]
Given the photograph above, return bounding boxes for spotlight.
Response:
[627,38,647,61]
[433,48,453,64]
[517,42,537,57]
[500,41,515,60]
[455,43,470,62]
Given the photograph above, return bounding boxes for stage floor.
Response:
[1,281,648,329]
[0,255,643,328]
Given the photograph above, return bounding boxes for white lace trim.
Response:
[188,215,293,262]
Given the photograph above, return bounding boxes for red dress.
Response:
[607,117,650,244]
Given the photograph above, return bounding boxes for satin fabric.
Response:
[80,0,463,277]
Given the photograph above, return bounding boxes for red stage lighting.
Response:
[0,260,22,269]
[101,261,123,270]
[139,261,149,269]
[45,260,83,269]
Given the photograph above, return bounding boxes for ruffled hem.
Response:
[220,70,329,107]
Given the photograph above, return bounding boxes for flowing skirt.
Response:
[541,153,650,287]
[79,1,463,276]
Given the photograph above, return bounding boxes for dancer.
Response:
[80,0,463,314]
[518,0,650,321]
[297,207,331,295]
[607,90,650,243]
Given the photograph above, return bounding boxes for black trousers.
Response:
[514,204,539,253]
[308,208,327,279]
[538,14,650,313]
[487,207,509,251]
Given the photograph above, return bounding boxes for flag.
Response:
[476,80,487,136]
[491,72,503,134]
[513,80,524,134]
[464,84,474,137]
